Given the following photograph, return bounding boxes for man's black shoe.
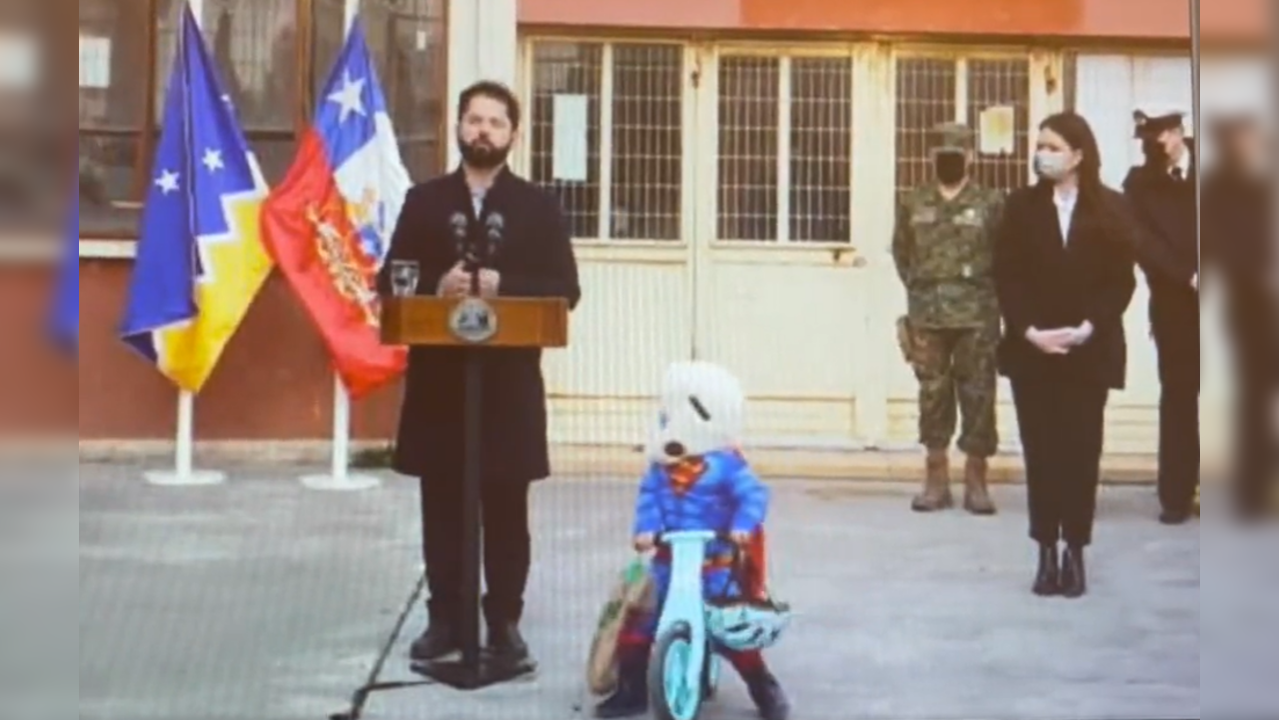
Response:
[486,622,530,664]
[1159,508,1191,525]
[409,623,459,662]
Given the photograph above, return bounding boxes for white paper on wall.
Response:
[79,35,112,89]
[551,94,589,183]
[978,105,1015,155]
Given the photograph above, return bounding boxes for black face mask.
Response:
[458,136,511,170]
[1140,137,1168,165]
[934,152,968,186]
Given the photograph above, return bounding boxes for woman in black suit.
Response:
[994,112,1138,599]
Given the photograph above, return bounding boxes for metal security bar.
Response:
[965,58,1031,191]
[716,53,854,243]
[790,57,854,242]
[527,40,684,241]
[895,57,957,196]
[895,53,1031,198]
[610,44,684,241]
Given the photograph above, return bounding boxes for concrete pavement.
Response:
[73,462,1272,720]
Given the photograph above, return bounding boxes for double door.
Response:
[525,38,1063,452]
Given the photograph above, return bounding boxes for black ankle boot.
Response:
[1060,545,1087,598]
[743,667,791,720]
[409,621,458,662]
[593,649,649,718]
[486,621,530,664]
[1031,543,1059,596]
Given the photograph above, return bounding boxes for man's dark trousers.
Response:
[419,476,532,629]
[1152,295,1200,514]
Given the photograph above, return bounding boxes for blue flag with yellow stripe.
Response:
[119,4,272,393]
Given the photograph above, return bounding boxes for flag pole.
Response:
[300,376,379,490]
[142,0,223,488]
[299,0,380,492]
[145,390,226,486]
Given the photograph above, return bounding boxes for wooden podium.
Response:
[380,294,568,691]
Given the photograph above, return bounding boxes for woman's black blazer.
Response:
[993,182,1139,390]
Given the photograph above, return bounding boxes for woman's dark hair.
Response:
[1038,111,1130,244]
[457,81,522,129]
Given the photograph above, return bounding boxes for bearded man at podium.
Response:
[378,80,581,669]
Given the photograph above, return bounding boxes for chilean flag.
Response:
[260,19,409,399]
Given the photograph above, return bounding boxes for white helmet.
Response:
[707,599,792,652]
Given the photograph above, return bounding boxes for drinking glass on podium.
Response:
[389,260,420,297]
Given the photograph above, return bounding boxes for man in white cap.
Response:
[1122,105,1199,525]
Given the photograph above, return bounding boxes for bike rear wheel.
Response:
[649,622,703,720]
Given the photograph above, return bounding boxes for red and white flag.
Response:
[261,19,410,399]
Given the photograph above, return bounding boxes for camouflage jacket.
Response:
[892,182,1004,329]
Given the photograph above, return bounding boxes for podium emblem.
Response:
[449,297,498,343]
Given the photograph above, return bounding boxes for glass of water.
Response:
[389,260,420,297]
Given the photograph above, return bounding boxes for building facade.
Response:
[36,0,1263,468]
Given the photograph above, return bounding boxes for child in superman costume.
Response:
[593,361,791,720]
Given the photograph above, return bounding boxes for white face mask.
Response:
[1034,150,1074,181]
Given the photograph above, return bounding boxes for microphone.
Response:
[484,213,504,262]
[449,211,469,252]
[449,212,479,270]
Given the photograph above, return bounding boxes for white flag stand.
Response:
[299,375,381,491]
[299,2,383,493]
[145,390,226,486]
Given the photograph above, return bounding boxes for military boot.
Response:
[962,456,997,515]
[911,449,953,512]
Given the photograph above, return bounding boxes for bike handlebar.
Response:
[653,530,731,547]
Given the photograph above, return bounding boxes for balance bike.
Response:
[648,531,722,720]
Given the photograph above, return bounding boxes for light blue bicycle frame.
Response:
[653,530,716,709]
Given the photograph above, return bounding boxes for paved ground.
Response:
[63,463,1278,719]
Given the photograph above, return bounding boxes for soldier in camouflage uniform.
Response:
[892,122,1003,515]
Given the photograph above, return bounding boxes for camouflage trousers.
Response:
[910,323,1000,458]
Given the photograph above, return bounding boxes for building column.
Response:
[446,0,518,169]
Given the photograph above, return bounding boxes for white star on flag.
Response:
[202,149,224,172]
[327,71,367,124]
[155,170,180,194]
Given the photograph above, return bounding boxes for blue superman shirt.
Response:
[632,449,769,560]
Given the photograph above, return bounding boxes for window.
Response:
[0,7,60,231]
[314,1,448,181]
[79,0,154,235]
[76,0,447,238]
[717,54,854,243]
[894,54,1031,199]
[894,57,956,197]
[528,41,684,241]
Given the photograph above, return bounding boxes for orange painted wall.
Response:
[519,0,1263,41]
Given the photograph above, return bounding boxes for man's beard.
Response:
[458,138,510,170]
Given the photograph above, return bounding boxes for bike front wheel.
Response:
[702,652,719,700]
[648,621,703,720]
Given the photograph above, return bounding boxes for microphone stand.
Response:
[458,236,485,684]
[413,216,533,690]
